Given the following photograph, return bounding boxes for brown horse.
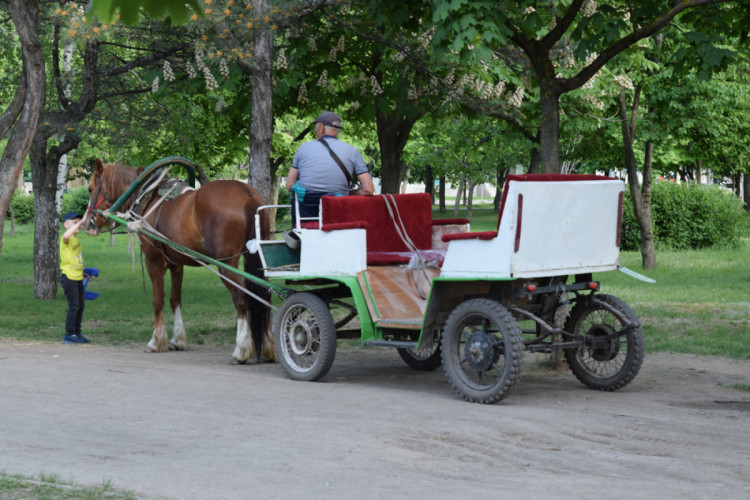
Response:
[84,159,274,364]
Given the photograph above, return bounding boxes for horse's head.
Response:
[85,158,118,236]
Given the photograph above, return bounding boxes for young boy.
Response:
[60,211,90,344]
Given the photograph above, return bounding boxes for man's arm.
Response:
[350,172,375,196]
[285,167,299,192]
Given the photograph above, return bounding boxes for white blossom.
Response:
[216,95,225,113]
[336,35,345,52]
[350,101,361,110]
[162,61,175,82]
[219,58,229,79]
[583,0,598,17]
[317,70,328,88]
[370,75,383,96]
[614,74,635,90]
[308,36,316,52]
[585,51,598,66]
[203,67,218,91]
[508,86,524,108]
[186,62,197,79]
[327,47,337,63]
[408,84,418,100]
[151,76,159,93]
[391,51,406,63]
[297,82,308,104]
[492,81,506,98]
[276,49,287,70]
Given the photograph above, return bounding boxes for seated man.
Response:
[286,111,374,223]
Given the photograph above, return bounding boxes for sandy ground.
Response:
[0,339,748,500]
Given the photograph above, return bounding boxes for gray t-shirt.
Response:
[291,136,368,195]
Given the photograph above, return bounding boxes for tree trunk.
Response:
[0,0,45,256]
[493,168,509,212]
[452,176,465,219]
[245,0,273,204]
[618,89,656,270]
[424,165,434,203]
[743,173,750,211]
[30,135,59,300]
[438,175,446,213]
[465,181,476,221]
[539,80,561,174]
[375,110,419,194]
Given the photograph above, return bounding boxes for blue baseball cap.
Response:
[62,211,82,223]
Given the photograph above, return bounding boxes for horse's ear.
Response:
[93,158,104,175]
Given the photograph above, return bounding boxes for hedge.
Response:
[621,181,747,251]
[6,186,91,225]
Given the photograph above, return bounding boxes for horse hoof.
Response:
[168,343,184,351]
[231,358,246,366]
[144,347,156,353]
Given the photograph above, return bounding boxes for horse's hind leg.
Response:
[168,265,187,351]
[222,271,255,364]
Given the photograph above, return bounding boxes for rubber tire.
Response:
[441,299,524,404]
[274,292,337,382]
[397,337,442,371]
[564,294,645,391]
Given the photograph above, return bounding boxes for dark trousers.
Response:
[291,191,336,225]
[60,273,84,335]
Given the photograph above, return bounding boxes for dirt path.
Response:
[1,340,748,499]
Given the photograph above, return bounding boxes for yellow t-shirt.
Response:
[60,234,84,281]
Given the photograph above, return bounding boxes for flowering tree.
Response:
[432,0,748,173]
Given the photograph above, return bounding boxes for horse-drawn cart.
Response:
[89,157,646,404]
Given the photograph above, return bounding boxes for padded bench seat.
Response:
[319,193,468,266]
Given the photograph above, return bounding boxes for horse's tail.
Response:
[243,198,271,361]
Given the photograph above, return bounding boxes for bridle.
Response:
[86,173,115,229]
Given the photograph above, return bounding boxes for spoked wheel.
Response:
[397,334,442,371]
[441,299,524,404]
[274,292,336,382]
[564,294,645,391]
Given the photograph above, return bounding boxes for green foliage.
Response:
[4,187,91,224]
[621,181,747,251]
[62,186,91,217]
[7,191,34,224]
[88,0,201,25]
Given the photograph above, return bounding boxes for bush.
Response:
[621,181,747,251]
[7,191,35,224]
[4,186,90,225]
[61,186,90,217]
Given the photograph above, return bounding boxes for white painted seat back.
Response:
[441,178,625,278]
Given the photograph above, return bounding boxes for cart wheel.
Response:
[274,292,336,382]
[397,335,442,371]
[564,294,644,391]
[441,299,524,404]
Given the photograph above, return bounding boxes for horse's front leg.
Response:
[145,265,168,353]
[167,265,187,351]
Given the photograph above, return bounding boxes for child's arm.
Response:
[62,218,84,244]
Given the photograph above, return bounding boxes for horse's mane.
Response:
[103,163,144,211]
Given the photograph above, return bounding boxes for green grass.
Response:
[1,219,749,359]
[595,245,750,359]
[0,224,238,347]
[0,472,138,499]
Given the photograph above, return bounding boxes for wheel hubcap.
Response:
[585,324,620,361]
[289,321,313,356]
[465,331,496,372]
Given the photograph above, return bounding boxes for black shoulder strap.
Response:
[318,138,352,184]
